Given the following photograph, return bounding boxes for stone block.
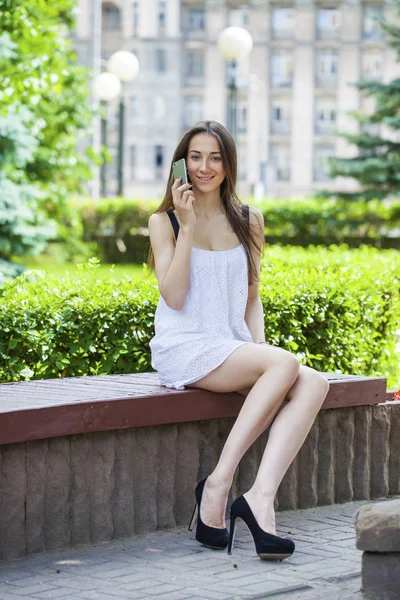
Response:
[89,431,115,543]
[174,422,200,526]
[114,428,135,538]
[0,443,26,559]
[353,407,372,500]
[45,437,71,550]
[388,404,400,495]
[371,406,390,498]
[356,499,400,552]
[156,424,177,529]
[317,409,336,505]
[26,440,47,554]
[70,434,91,546]
[298,420,318,508]
[335,408,354,503]
[362,551,400,600]
[133,427,158,534]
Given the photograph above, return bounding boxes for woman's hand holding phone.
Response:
[172,177,196,229]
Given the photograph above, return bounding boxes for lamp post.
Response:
[217,26,253,142]
[92,72,121,197]
[107,51,140,197]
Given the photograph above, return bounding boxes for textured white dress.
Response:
[150,208,254,390]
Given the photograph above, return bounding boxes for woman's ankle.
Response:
[206,471,233,491]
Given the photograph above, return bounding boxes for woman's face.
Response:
[186,133,226,192]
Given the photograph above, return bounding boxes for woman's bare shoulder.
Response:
[248,205,264,229]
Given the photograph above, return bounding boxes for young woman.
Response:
[147,120,329,561]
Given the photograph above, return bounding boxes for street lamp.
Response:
[92,72,121,197]
[107,51,140,197]
[217,26,253,141]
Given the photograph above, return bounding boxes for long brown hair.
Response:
[147,120,263,285]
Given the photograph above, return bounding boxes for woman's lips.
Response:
[197,176,215,183]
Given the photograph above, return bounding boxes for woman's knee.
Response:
[264,349,300,384]
[288,365,329,401]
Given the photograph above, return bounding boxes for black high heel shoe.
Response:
[227,495,295,561]
[188,477,230,550]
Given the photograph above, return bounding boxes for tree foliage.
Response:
[0,0,93,261]
[327,12,400,200]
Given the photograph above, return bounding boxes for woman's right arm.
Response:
[148,178,196,311]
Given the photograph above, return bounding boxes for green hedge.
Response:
[60,196,400,264]
[1,247,399,387]
[73,194,400,241]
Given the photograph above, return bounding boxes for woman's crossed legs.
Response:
[187,342,329,535]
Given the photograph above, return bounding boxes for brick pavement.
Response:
[0,497,397,600]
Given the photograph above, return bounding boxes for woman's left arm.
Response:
[244,206,266,343]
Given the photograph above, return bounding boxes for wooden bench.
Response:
[1,371,398,561]
[0,372,387,445]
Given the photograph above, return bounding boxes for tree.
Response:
[0,0,93,267]
[327,14,400,201]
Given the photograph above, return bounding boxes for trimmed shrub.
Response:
[0,247,399,387]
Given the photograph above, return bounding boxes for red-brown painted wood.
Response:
[0,372,387,445]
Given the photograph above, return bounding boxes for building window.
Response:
[229,5,250,27]
[271,51,293,87]
[362,51,384,80]
[316,49,338,87]
[129,95,139,119]
[271,7,294,39]
[156,48,166,72]
[270,144,291,181]
[158,0,166,34]
[316,6,340,39]
[132,1,139,35]
[315,98,336,134]
[237,102,247,133]
[363,5,384,40]
[271,98,291,134]
[187,7,205,31]
[184,96,203,127]
[314,145,335,181]
[155,145,164,179]
[187,51,204,77]
[102,3,121,30]
[129,145,136,180]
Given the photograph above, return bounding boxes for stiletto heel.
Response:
[229,495,295,561]
[188,477,230,550]
[188,501,198,531]
[227,514,236,555]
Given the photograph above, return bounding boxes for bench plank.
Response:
[0,372,387,446]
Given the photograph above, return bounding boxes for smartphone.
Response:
[173,158,189,185]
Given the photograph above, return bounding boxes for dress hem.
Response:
[158,340,254,390]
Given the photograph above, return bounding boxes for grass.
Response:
[19,258,147,283]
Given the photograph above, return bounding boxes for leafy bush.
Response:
[0,247,398,387]
[73,195,400,241]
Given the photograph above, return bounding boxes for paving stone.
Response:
[0,498,398,600]
[2,583,59,596]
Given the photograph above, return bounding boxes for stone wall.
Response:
[0,404,399,560]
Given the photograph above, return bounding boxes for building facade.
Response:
[71,0,400,198]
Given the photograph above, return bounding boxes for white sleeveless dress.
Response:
[149,241,254,390]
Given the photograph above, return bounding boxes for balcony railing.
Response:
[316,74,337,88]
[315,121,336,135]
[271,120,291,135]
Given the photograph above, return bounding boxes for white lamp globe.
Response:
[92,72,121,101]
[217,26,253,60]
[107,51,140,83]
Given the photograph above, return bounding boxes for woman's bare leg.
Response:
[188,346,329,531]
[243,365,329,534]
[187,343,301,528]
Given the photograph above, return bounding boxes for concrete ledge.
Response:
[0,402,399,560]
